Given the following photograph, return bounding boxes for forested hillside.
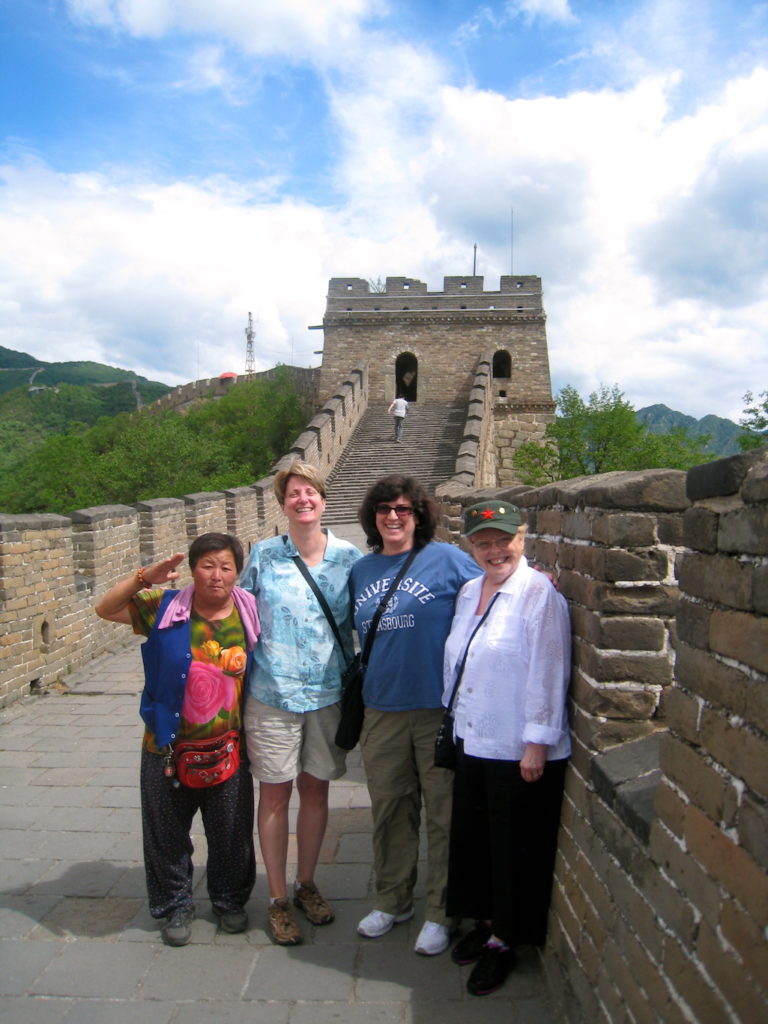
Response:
[0,366,309,515]
[0,346,173,479]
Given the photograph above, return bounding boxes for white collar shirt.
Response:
[443,557,572,761]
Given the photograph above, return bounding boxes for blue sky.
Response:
[1,0,766,420]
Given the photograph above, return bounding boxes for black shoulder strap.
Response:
[359,546,419,667]
[445,590,500,713]
[293,545,419,668]
[291,556,348,656]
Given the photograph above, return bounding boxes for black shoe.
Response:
[451,923,492,965]
[213,906,249,933]
[161,906,195,947]
[466,945,515,996]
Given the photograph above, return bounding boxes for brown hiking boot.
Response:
[268,897,303,945]
[293,881,335,925]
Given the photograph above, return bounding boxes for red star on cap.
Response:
[481,507,496,520]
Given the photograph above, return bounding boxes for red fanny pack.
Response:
[172,730,240,788]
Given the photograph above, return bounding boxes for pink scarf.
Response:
[157,584,260,650]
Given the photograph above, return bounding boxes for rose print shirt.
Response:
[130,590,248,753]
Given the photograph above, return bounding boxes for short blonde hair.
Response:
[274,461,327,505]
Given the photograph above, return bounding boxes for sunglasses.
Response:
[374,504,415,518]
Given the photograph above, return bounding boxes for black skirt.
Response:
[446,739,567,946]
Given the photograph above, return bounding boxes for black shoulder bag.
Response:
[434,591,500,769]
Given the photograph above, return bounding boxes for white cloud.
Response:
[507,0,576,25]
[4,2,765,424]
[324,54,768,419]
[65,0,380,62]
[171,45,246,101]
[0,160,337,382]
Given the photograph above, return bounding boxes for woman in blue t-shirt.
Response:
[350,474,480,957]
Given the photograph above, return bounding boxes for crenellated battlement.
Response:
[326,275,542,314]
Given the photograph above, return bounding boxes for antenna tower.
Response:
[244,312,255,379]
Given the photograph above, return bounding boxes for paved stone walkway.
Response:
[1,633,560,1023]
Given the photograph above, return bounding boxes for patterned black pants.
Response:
[140,747,256,920]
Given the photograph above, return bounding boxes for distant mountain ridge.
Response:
[636,404,741,458]
[0,344,744,460]
[0,346,173,479]
[0,345,171,398]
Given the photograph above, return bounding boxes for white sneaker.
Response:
[414,920,451,956]
[357,908,414,938]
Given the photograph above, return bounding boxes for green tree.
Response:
[186,367,309,480]
[0,367,310,515]
[737,390,768,451]
[513,384,712,485]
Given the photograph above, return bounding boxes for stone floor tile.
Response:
[32,896,142,940]
[0,939,63,995]
[60,1000,176,1024]
[140,943,258,1000]
[28,939,157,998]
[32,859,135,899]
[33,829,122,864]
[335,833,374,863]
[101,808,142,832]
[178,1002,289,1024]
[245,943,357,1001]
[356,942,465,1003]
[89,786,140,809]
[0,859,54,892]
[291,1003,407,1024]
[103,831,144,861]
[0,806,56,829]
[404,994,559,1024]
[312,862,373,901]
[0,995,74,1023]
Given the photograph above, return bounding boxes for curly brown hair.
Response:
[358,474,439,551]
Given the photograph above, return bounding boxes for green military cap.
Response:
[463,500,522,537]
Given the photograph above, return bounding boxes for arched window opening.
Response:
[395,352,418,402]
[493,350,512,378]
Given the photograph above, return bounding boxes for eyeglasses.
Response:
[374,503,414,518]
[472,536,517,552]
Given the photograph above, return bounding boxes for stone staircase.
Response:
[323,403,466,525]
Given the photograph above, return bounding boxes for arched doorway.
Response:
[395,352,418,401]
[492,350,512,378]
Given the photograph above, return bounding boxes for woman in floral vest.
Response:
[96,532,259,947]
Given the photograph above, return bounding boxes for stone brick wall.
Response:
[494,402,556,486]
[0,367,368,705]
[152,365,319,413]
[435,449,768,1024]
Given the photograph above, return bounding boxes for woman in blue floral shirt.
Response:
[241,462,361,946]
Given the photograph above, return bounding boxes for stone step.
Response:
[323,404,466,524]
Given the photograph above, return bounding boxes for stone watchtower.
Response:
[316,274,556,484]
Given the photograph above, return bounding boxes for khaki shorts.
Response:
[244,696,347,783]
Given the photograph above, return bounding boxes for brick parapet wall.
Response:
[151,365,319,414]
[435,453,768,1023]
[437,355,496,490]
[494,404,557,486]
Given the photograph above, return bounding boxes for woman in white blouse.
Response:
[442,500,571,997]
